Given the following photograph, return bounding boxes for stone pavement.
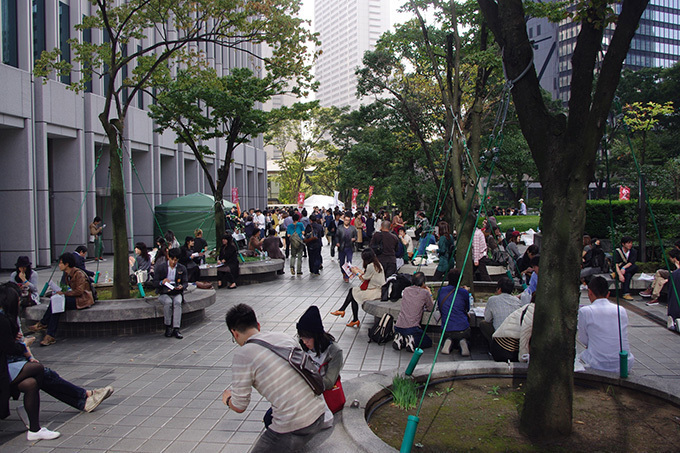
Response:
[1,246,680,452]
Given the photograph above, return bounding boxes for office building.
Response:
[0,0,268,268]
[527,0,680,102]
[314,0,390,109]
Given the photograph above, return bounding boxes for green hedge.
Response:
[585,200,680,243]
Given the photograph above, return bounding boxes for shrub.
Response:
[390,375,419,410]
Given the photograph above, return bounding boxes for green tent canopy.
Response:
[154,193,236,251]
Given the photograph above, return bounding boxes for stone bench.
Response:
[362,298,486,329]
[596,272,651,291]
[399,263,511,282]
[22,288,216,337]
[199,259,284,284]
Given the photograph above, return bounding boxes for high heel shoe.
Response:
[331,310,345,317]
[346,320,360,328]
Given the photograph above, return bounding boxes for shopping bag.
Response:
[51,293,66,314]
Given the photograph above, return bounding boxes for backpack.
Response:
[590,247,606,271]
[290,230,305,251]
[367,313,394,345]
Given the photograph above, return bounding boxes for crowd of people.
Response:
[6,201,676,449]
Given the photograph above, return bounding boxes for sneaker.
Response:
[16,405,29,429]
[668,316,676,331]
[441,338,453,355]
[392,333,404,350]
[645,299,659,306]
[84,387,108,412]
[459,339,470,357]
[639,288,652,298]
[26,427,61,441]
[405,335,415,353]
[622,294,634,301]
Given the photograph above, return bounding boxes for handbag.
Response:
[360,279,370,290]
[323,376,346,413]
[247,338,325,395]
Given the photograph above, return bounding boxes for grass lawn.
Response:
[494,215,540,232]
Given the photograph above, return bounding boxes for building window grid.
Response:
[1,0,18,67]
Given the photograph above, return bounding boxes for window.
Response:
[537,24,541,36]
[59,1,70,84]
[1,0,18,67]
[529,27,533,39]
[33,0,45,63]
[137,45,143,108]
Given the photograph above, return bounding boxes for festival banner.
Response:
[351,188,359,210]
[333,191,340,208]
[619,186,631,201]
[366,185,375,208]
[297,192,306,208]
[231,187,241,215]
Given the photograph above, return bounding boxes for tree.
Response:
[35,0,315,298]
[265,107,341,204]
[356,0,503,284]
[477,0,650,437]
[148,67,280,247]
[623,101,674,166]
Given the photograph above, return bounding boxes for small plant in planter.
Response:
[390,375,418,410]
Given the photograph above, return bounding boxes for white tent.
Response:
[303,194,345,210]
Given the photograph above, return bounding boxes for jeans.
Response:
[338,247,353,278]
[395,326,432,349]
[290,245,304,274]
[620,264,639,295]
[41,296,78,337]
[42,367,87,410]
[159,293,182,328]
[251,413,324,453]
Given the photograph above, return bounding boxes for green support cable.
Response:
[40,149,105,296]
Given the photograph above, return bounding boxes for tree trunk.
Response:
[103,119,131,299]
[213,191,226,251]
[519,141,585,436]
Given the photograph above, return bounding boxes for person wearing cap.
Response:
[518,198,527,216]
[296,306,344,429]
[223,304,326,452]
[505,230,522,265]
[10,256,39,307]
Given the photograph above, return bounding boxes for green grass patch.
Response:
[95,288,144,300]
[390,375,419,410]
[494,215,540,233]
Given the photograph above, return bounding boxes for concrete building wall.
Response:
[0,0,268,268]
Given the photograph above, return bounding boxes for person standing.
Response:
[518,198,527,215]
[665,248,680,331]
[223,304,326,452]
[370,220,400,278]
[89,216,104,260]
[335,213,357,283]
[325,211,338,258]
[253,209,266,239]
[153,248,187,339]
[287,213,306,276]
[433,222,454,281]
[217,234,240,289]
[305,215,324,275]
[472,225,492,281]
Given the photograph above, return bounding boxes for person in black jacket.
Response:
[614,236,638,301]
[0,285,61,440]
[193,229,208,265]
[217,233,240,289]
[179,236,200,282]
[153,248,187,339]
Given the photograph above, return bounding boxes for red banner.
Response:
[368,185,374,201]
[297,192,306,208]
[231,187,239,204]
[619,186,631,201]
[351,188,359,210]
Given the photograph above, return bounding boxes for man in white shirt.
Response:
[222,304,325,452]
[481,277,526,346]
[253,209,266,239]
[577,276,635,373]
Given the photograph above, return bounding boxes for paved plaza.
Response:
[1,245,680,452]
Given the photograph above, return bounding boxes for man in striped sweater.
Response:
[222,304,326,452]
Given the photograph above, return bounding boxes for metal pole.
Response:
[639,174,647,262]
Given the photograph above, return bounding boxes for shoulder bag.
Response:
[247,338,325,395]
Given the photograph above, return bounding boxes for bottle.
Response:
[264,251,269,261]
[469,293,474,309]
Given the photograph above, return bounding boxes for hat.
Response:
[519,198,524,202]
[511,231,521,237]
[15,256,31,268]
[296,306,325,334]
